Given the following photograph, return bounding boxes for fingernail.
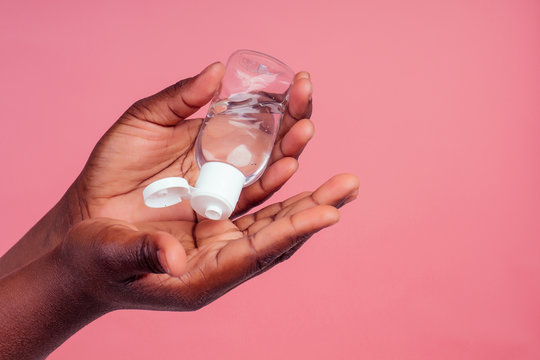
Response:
[296,71,310,81]
[157,250,170,274]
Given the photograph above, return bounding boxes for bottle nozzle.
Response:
[204,205,223,220]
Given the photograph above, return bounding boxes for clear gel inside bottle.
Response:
[195,91,287,186]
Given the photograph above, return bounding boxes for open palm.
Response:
[75,62,314,224]
[63,174,358,311]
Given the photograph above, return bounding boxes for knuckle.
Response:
[134,234,165,274]
[85,224,129,273]
[92,240,122,272]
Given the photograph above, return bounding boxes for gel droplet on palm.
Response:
[143,50,295,220]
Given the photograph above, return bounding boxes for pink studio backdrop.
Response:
[1,0,539,359]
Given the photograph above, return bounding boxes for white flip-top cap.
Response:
[143,177,192,208]
[142,162,245,220]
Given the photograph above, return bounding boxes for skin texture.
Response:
[0,62,359,359]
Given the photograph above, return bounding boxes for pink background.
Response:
[1,0,539,359]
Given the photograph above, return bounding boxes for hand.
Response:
[0,62,314,274]
[75,62,314,223]
[0,174,357,359]
[60,174,358,311]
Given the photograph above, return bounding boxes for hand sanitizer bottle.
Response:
[143,50,295,220]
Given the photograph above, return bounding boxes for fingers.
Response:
[234,72,313,214]
[125,62,225,126]
[216,205,339,284]
[275,72,313,147]
[177,174,357,305]
[309,173,360,207]
[287,72,313,120]
[271,173,358,221]
[269,118,314,163]
[249,204,339,264]
[230,174,358,284]
[235,173,359,231]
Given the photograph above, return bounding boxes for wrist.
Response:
[49,243,114,314]
[47,182,90,242]
[0,246,108,359]
[0,183,87,276]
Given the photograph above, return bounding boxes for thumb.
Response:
[63,220,188,281]
[127,62,225,126]
[114,230,187,278]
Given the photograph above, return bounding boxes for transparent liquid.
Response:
[195,92,286,186]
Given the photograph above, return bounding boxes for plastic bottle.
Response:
[143,50,295,220]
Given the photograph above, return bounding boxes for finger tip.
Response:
[347,175,361,194]
[282,157,299,181]
[332,173,360,191]
[292,157,300,171]
[322,205,341,225]
[154,231,187,276]
[264,157,299,188]
[280,119,314,156]
[295,71,311,82]
[288,79,312,118]
[292,77,313,96]
[197,62,226,93]
[284,156,299,172]
[164,246,187,277]
[202,61,225,74]
[299,118,315,139]
[345,173,360,189]
[332,174,360,207]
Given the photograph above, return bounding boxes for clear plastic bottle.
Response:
[195,91,287,185]
[143,50,295,220]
